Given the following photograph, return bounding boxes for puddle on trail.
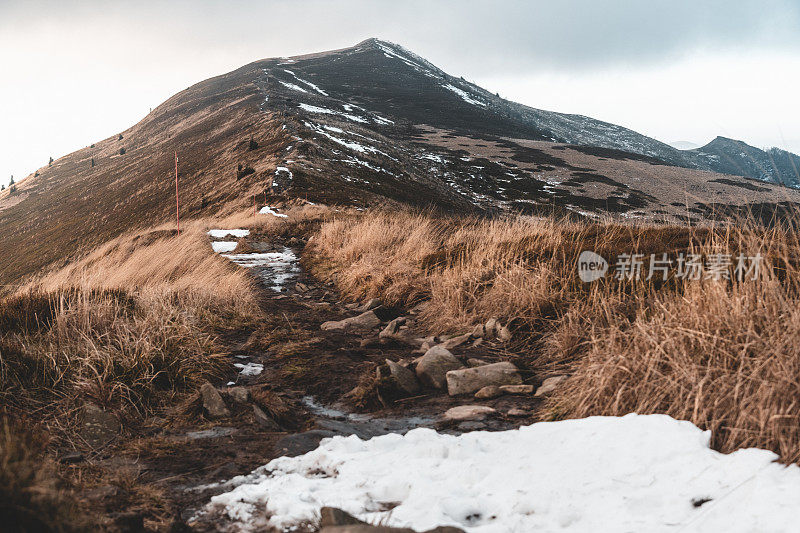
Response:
[221,248,299,292]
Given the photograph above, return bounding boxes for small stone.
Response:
[60,451,84,464]
[507,408,529,417]
[535,375,568,397]
[321,310,381,331]
[496,325,512,342]
[354,298,381,312]
[441,333,471,350]
[385,359,421,395]
[227,386,250,403]
[200,383,230,419]
[499,384,535,394]
[379,316,406,339]
[253,404,281,430]
[467,358,489,367]
[295,282,309,292]
[472,323,485,338]
[474,385,503,399]
[445,362,522,396]
[415,346,464,389]
[442,405,497,422]
[484,318,498,338]
[345,303,359,309]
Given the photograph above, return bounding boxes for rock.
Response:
[535,375,568,397]
[471,338,483,348]
[226,386,249,403]
[274,430,337,457]
[442,405,497,422]
[474,385,503,399]
[185,427,237,440]
[253,404,281,430]
[385,359,421,395]
[354,298,381,312]
[295,282,309,292]
[320,507,367,527]
[440,332,471,350]
[80,404,120,448]
[507,408,529,417]
[467,358,488,367]
[314,419,374,440]
[496,325,512,342]
[200,383,230,419]
[445,362,522,396]
[379,316,406,339]
[321,310,381,331]
[472,323,485,338]
[415,346,464,389]
[499,384,535,394]
[345,302,359,309]
[60,451,84,464]
[484,317,498,338]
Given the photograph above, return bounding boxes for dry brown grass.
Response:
[308,209,800,462]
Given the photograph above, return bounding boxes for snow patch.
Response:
[443,84,486,107]
[259,205,288,218]
[211,241,238,254]
[203,414,800,532]
[277,80,309,93]
[234,362,264,376]
[208,229,249,239]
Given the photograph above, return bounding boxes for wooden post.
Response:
[174,152,180,235]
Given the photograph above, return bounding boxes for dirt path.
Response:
[72,232,546,531]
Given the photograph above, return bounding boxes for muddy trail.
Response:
[73,231,552,532]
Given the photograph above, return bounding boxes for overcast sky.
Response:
[2,0,800,187]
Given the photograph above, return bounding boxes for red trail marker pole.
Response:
[174,152,180,235]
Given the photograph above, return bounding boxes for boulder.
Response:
[442,405,497,422]
[385,359,421,395]
[354,298,381,312]
[467,358,488,367]
[499,384,534,395]
[321,311,381,331]
[445,362,522,396]
[440,333,471,350]
[226,386,250,403]
[507,408,529,417]
[474,385,503,399]
[379,316,406,339]
[496,325,512,342]
[200,383,230,419]
[415,346,464,389]
[535,375,568,397]
[484,317,498,338]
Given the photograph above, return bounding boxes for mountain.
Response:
[2,38,800,285]
[691,137,800,187]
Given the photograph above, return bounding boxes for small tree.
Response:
[9,176,14,186]
[118,134,123,141]
[91,158,95,168]
[48,157,53,166]
[119,147,126,155]
[1,184,5,191]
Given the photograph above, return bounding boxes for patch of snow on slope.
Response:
[203,414,800,532]
[208,229,250,239]
[277,80,309,93]
[283,69,329,96]
[298,103,368,124]
[304,122,392,158]
[443,84,486,107]
[211,241,238,253]
[259,205,288,218]
[233,362,264,376]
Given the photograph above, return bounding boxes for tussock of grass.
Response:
[308,209,800,462]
